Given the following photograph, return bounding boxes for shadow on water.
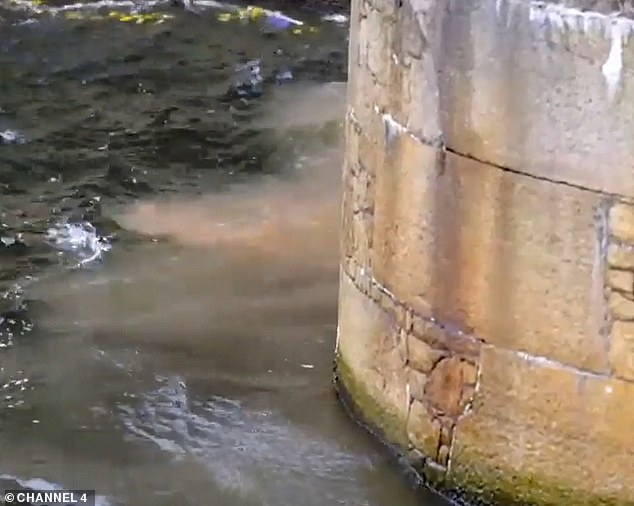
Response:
[0,2,451,505]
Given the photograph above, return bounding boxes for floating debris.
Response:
[212,3,322,33]
[60,9,174,23]
[5,0,338,32]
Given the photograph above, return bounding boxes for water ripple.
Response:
[118,376,375,505]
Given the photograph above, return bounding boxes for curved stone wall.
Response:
[335,0,634,504]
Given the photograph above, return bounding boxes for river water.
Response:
[0,2,450,505]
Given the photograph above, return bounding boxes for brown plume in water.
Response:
[119,82,345,257]
[32,82,347,378]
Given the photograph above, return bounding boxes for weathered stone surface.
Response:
[371,129,437,304]
[336,273,409,446]
[433,0,634,197]
[610,321,634,381]
[370,121,606,371]
[610,202,634,244]
[609,291,634,321]
[406,400,440,458]
[450,346,634,505]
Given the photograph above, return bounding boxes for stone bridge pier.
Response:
[334,0,634,504]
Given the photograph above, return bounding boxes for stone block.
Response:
[337,274,409,445]
[341,207,374,268]
[408,333,445,373]
[609,291,634,320]
[608,243,634,270]
[610,320,634,381]
[407,366,427,401]
[609,202,634,244]
[450,345,634,505]
[406,399,441,459]
[607,269,634,293]
[371,129,437,304]
[436,444,450,467]
[424,357,476,417]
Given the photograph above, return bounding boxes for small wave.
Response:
[45,220,111,267]
[0,130,26,145]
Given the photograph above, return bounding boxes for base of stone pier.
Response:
[333,355,634,506]
[332,356,456,503]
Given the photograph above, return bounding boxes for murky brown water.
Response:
[0,2,450,505]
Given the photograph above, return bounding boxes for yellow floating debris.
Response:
[62,9,172,24]
[246,5,265,19]
[217,12,233,21]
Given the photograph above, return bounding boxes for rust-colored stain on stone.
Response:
[424,357,476,417]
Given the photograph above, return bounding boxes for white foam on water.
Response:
[6,0,160,14]
[45,221,111,267]
[0,130,26,144]
[321,13,348,24]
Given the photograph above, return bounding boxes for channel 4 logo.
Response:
[3,489,96,505]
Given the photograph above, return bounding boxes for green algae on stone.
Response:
[333,353,409,448]
[446,459,634,506]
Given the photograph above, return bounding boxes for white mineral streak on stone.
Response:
[496,0,504,18]
[378,107,422,146]
[524,1,634,102]
[382,113,407,146]
[405,383,410,414]
[514,348,610,378]
[602,21,626,101]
